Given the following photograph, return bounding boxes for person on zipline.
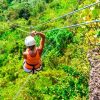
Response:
[23,31,45,73]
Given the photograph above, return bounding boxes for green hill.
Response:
[0,0,100,99]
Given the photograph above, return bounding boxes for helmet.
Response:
[25,36,36,46]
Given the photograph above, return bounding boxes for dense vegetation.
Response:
[0,0,100,99]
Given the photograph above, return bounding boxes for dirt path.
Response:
[87,47,100,100]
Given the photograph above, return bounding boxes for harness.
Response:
[26,62,38,74]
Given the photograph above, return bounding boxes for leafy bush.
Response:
[43,49,59,69]
[45,29,73,54]
[30,0,46,16]
[3,0,47,20]
[45,0,53,3]
[19,8,30,20]
[17,67,88,100]
[49,0,62,10]
[7,0,13,4]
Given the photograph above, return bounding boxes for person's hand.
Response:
[30,31,37,37]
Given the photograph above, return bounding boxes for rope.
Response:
[35,2,100,28]
[43,19,100,32]
[17,1,100,29]
[2,1,99,30]
[17,19,100,33]
[42,19,100,57]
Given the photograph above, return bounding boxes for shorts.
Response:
[23,61,42,73]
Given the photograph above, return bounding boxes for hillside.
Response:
[0,0,100,100]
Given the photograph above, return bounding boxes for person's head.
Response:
[25,36,36,50]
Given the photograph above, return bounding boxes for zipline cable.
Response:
[17,19,100,57]
[17,1,100,29]
[15,19,100,36]
[1,1,99,31]
[16,19,100,34]
[43,19,100,33]
[1,20,99,61]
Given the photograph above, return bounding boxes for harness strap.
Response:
[26,62,36,74]
[26,62,36,67]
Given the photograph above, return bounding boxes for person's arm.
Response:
[30,31,45,54]
[23,48,28,59]
[36,32,45,51]
[23,52,27,59]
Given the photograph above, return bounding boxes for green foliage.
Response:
[43,49,59,69]
[0,0,8,10]
[45,0,53,3]
[96,29,100,38]
[0,0,98,99]
[16,68,88,99]
[49,0,62,9]
[19,8,30,20]
[2,0,47,20]
[45,29,73,54]
[30,0,46,16]
[7,0,13,4]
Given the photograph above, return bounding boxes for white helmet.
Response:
[25,36,36,46]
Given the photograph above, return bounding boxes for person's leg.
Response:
[35,66,42,71]
[23,63,32,73]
